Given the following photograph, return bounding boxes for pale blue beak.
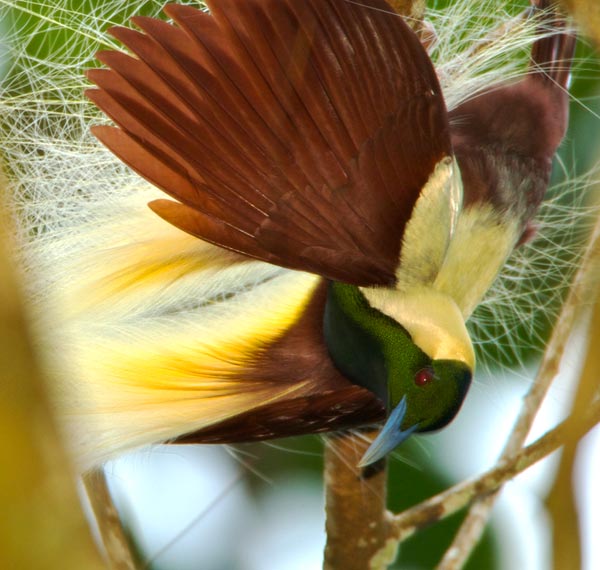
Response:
[358,396,418,467]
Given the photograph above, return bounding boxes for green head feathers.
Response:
[324,281,473,464]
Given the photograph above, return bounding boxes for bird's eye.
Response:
[414,367,435,387]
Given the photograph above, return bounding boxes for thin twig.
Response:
[545,427,582,569]
[435,207,600,569]
[84,468,139,570]
[547,291,600,569]
[143,470,246,569]
[387,397,600,543]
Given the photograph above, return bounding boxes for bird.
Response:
[75,0,575,468]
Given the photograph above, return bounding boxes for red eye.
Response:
[414,367,435,386]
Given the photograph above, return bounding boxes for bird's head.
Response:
[324,281,474,466]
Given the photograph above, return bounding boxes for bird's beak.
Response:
[358,396,418,467]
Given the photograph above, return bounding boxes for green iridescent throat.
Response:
[323,281,473,433]
[323,281,429,408]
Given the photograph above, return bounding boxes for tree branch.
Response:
[387,398,600,543]
[435,199,600,569]
[84,469,140,570]
[547,290,600,569]
[323,432,395,570]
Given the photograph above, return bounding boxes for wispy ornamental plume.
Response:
[0,0,596,472]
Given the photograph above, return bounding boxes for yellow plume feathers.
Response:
[31,192,320,468]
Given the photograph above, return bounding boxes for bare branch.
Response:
[84,469,140,570]
[324,432,394,570]
[436,198,600,569]
[387,398,600,543]
[547,291,600,569]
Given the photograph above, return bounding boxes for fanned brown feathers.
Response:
[86,0,451,286]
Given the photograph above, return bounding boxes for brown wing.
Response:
[87,0,452,286]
